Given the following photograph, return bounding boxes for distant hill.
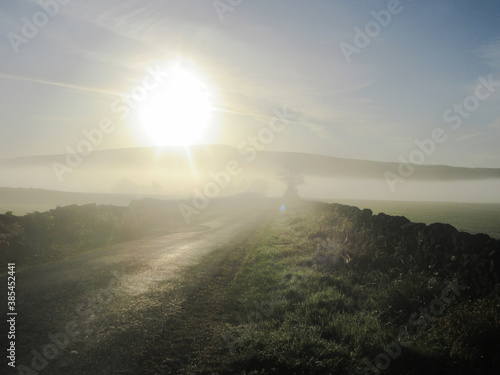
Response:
[1,144,499,180]
[0,145,499,201]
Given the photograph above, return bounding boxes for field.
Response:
[326,200,500,239]
[130,201,500,374]
[3,199,499,374]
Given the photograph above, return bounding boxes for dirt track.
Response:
[3,206,270,374]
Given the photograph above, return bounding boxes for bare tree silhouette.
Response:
[275,169,304,199]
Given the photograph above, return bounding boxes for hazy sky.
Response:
[1,0,499,168]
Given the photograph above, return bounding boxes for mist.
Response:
[1,145,500,204]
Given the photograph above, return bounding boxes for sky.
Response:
[1,0,500,168]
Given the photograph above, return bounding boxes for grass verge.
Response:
[134,201,500,374]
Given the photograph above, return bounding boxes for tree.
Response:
[275,169,304,199]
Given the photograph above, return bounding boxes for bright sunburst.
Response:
[138,65,211,146]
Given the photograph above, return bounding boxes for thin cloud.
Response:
[0,73,119,96]
[476,38,500,68]
[487,117,500,129]
[60,0,175,55]
[454,132,488,143]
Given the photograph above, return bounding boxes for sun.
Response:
[138,65,212,146]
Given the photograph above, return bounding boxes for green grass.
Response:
[206,202,500,374]
[329,199,500,239]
